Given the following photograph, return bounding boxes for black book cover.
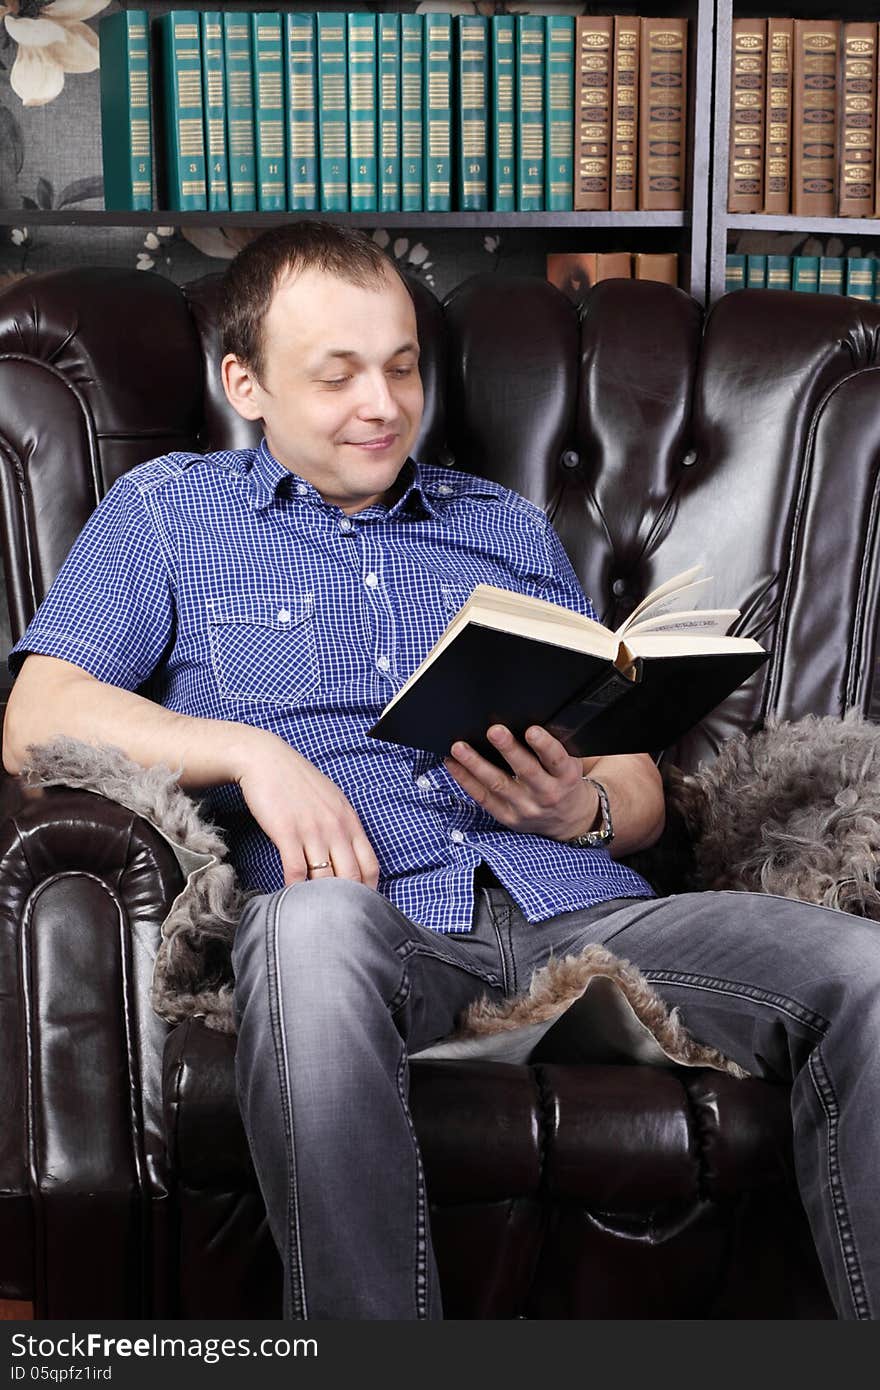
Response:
[368,623,770,763]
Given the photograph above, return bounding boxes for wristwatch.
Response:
[567,776,614,849]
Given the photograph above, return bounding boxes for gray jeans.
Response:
[231,877,880,1320]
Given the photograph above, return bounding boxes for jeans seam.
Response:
[265,885,309,1320]
[641,970,829,1034]
[392,1022,430,1319]
[808,1046,872,1320]
[395,937,501,988]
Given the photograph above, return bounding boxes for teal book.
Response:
[793,256,819,294]
[99,9,153,211]
[725,254,746,293]
[545,15,574,211]
[516,15,545,211]
[818,257,844,296]
[379,14,400,212]
[424,11,452,212]
[154,10,206,211]
[746,254,766,289]
[348,14,378,212]
[401,14,423,212]
[252,12,286,211]
[285,12,317,211]
[491,16,515,212]
[766,255,791,290]
[223,11,256,211]
[200,11,229,212]
[846,257,875,300]
[456,16,488,211]
[317,12,349,211]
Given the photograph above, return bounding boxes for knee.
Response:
[233,878,395,980]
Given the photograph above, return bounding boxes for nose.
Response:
[356,369,397,421]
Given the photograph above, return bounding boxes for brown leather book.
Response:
[574,15,613,211]
[596,251,632,280]
[611,15,639,212]
[792,18,840,217]
[546,252,598,305]
[838,22,875,217]
[638,16,687,211]
[727,18,766,214]
[764,17,793,214]
[633,252,678,285]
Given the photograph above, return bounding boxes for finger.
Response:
[280,847,309,886]
[484,724,555,789]
[303,845,335,879]
[351,831,381,890]
[445,747,518,813]
[523,725,582,779]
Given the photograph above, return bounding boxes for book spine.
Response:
[200,11,229,212]
[633,252,678,285]
[839,22,876,218]
[596,251,632,280]
[317,12,349,212]
[767,253,792,290]
[156,10,206,212]
[792,255,819,293]
[611,14,639,213]
[457,15,489,212]
[818,256,844,294]
[764,17,793,214]
[638,16,687,211]
[252,12,285,211]
[491,15,515,212]
[791,19,839,218]
[746,253,767,289]
[99,10,153,212]
[401,14,423,213]
[846,256,874,299]
[348,14,377,213]
[285,12,317,212]
[545,15,574,211]
[727,18,765,214]
[378,13,400,213]
[223,11,256,211]
[725,254,746,292]
[424,12,452,212]
[517,15,545,211]
[574,15,611,211]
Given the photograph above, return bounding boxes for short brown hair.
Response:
[219,221,411,383]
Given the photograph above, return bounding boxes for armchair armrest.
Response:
[0,784,184,1316]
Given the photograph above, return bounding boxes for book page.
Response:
[627,632,766,657]
[625,608,741,637]
[615,565,711,635]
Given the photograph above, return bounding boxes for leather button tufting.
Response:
[682,449,698,467]
[612,579,627,598]
[560,450,581,470]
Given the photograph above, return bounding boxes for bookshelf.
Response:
[1,1,713,303]
[709,0,880,303]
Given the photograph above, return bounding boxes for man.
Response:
[4,222,879,1321]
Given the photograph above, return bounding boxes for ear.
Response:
[221,353,264,422]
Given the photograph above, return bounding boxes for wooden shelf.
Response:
[727,214,880,235]
[0,209,691,231]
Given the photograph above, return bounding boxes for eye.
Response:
[388,366,414,378]
[320,377,350,388]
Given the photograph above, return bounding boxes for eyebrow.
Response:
[312,341,419,366]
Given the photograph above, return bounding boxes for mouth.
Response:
[346,434,398,452]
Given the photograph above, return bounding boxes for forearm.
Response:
[2,655,265,789]
[581,753,666,858]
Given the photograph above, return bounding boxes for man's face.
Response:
[225,263,424,514]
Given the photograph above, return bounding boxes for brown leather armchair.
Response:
[4,266,871,1319]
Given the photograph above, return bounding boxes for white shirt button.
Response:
[450,829,465,843]
[365,572,379,588]
[437,484,453,495]
[377,656,391,672]
[339,518,354,533]
[296,483,309,495]
[417,775,431,790]
[277,608,291,623]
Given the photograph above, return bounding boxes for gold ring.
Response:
[307,860,331,871]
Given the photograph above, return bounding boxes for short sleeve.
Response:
[9,475,175,689]
[540,519,600,624]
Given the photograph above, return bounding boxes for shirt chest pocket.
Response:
[206,593,320,705]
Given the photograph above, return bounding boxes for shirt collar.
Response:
[246,439,453,520]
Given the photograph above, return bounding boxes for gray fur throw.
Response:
[20,710,880,1073]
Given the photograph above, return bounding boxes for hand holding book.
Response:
[368,565,770,762]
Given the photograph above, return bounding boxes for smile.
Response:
[348,435,397,451]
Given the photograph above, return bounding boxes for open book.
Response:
[368,565,770,761]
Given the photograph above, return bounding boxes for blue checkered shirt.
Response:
[10,442,654,931]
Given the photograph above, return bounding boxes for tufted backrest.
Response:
[1,267,878,774]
